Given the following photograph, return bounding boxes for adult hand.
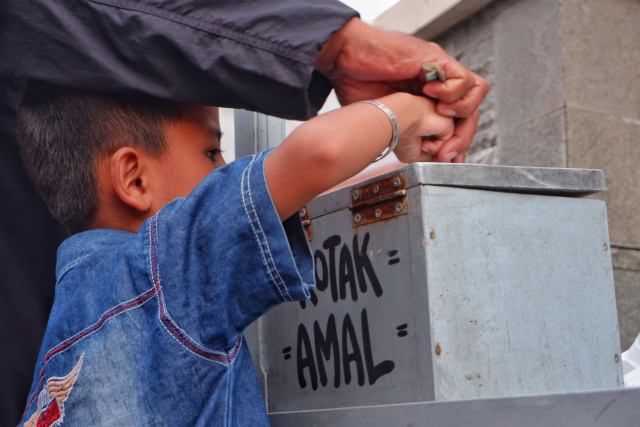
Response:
[315,18,489,162]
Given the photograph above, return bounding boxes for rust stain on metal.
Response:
[299,206,313,241]
[350,172,408,227]
[430,230,436,240]
[435,344,442,356]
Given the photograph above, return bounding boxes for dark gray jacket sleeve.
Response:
[0,0,358,119]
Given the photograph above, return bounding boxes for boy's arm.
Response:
[265,92,454,221]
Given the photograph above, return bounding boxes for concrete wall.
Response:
[376,0,640,350]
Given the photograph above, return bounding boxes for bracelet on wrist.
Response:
[355,100,399,162]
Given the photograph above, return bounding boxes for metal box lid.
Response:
[310,163,605,219]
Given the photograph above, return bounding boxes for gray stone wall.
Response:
[432,0,640,349]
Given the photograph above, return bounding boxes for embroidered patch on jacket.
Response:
[24,353,84,427]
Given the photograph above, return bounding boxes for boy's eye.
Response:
[206,148,223,162]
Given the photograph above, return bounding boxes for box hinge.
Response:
[299,206,313,241]
[349,172,408,227]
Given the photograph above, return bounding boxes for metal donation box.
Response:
[252,163,623,419]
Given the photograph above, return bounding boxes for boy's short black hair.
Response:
[18,82,194,234]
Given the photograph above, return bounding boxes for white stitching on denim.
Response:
[240,153,290,301]
[245,153,293,301]
[60,254,90,274]
[150,212,236,365]
[241,153,287,300]
[156,286,233,363]
[147,219,156,288]
[44,288,157,364]
[24,290,156,414]
[156,316,233,366]
[56,254,91,284]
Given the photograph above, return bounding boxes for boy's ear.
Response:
[110,147,153,213]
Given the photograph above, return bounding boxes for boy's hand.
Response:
[391,95,455,164]
[421,110,479,163]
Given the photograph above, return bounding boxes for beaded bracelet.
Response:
[355,100,399,162]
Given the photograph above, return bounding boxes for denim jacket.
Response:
[20,152,314,426]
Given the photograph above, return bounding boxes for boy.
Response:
[17,82,453,425]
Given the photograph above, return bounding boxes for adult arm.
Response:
[0,0,357,120]
[315,18,489,162]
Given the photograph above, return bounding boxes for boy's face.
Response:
[150,106,225,207]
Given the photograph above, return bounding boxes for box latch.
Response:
[350,172,408,227]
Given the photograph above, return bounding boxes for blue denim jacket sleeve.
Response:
[148,150,314,353]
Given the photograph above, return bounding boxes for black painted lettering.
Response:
[361,308,395,385]
[339,244,358,301]
[314,249,328,292]
[300,288,319,309]
[313,314,340,388]
[296,323,318,390]
[323,235,342,302]
[342,313,365,386]
[299,288,318,310]
[353,233,383,297]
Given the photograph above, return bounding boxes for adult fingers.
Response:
[452,152,466,163]
[434,111,479,162]
[401,150,435,163]
[421,58,478,104]
[435,72,490,118]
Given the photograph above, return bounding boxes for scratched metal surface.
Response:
[269,387,640,426]
[405,163,606,196]
[415,185,621,400]
[309,163,605,219]
[255,164,621,415]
